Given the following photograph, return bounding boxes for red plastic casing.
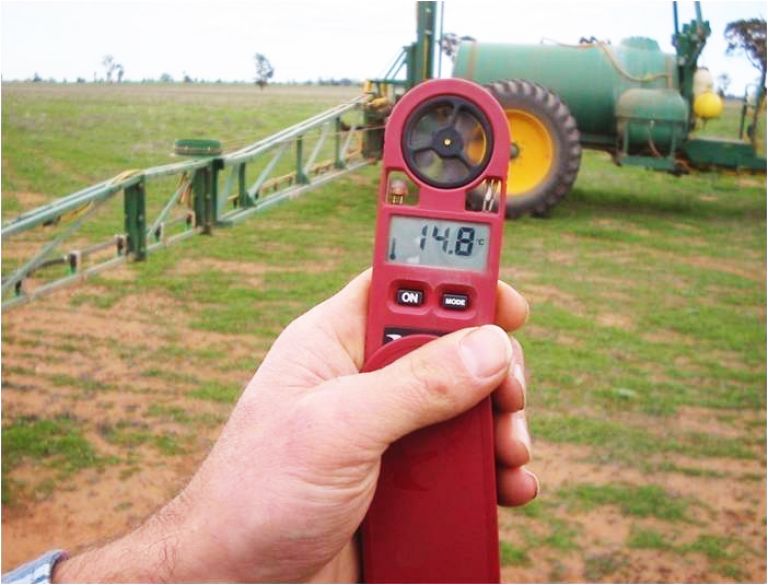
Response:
[361,79,509,583]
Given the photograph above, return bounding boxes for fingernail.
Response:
[459,325,513,379]
[513,362,527,408]
[519,293,531,326]
[506,286,530,328]
[524,469,540,499]
[513,411,531,457]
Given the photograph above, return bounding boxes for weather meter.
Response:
[361,78,509,583]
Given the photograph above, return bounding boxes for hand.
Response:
[53,269,536,583]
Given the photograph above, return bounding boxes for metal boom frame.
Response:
[1,94,375,310]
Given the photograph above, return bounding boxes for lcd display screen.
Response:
[386,216,490,272]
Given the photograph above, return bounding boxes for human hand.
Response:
[53,269,535,583]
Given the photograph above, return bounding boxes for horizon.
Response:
[1,2,765,95]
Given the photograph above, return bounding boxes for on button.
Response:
[396,288,424,306]
[442,293,469,310]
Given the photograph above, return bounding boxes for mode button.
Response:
[442,293,469,311]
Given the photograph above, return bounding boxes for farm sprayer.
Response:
[450,1,766,217]
[1,2,763,309]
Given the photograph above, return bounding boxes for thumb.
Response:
[322,325,513,450]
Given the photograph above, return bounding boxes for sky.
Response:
[1,1,765,95]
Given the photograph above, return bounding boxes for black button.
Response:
[396,288,424,306]
[442,293,469,310]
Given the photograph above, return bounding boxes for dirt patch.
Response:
[546,249,577,266]
[504,438,766,582]
[737,176,764,189]
[12,191,50,211]
[671,406,762,439]
[1,460,197,571]
[171,258,270,288]
[96,264,136,282]
[596,312,634,330]
[522,283,587,314]
[0,279,249,571]
[641,329,697,346]
[683,255,765,282]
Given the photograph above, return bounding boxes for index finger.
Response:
[496,280,529,332]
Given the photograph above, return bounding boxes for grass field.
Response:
[2,83,766,582]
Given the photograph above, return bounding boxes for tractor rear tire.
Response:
[484,80,581,218]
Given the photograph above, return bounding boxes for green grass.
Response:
[499,541,531,566]
[48,373,113,393]
[2,416,101,502]
[531,414,756,467]
[100,421,188,455]
[151,433,187,456]
[682,534,739,561]
[627,526,673,550]
[559,483,690,521]
[540,518,580,551]
[2,416,98,473]
[625,527,752,580]
[188,381,242,403]
[145,404,191,424]
[505,502,581,554]
[679,534,755,580]
[99,422,153,448]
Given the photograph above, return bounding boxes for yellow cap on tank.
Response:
[694,91,724,119]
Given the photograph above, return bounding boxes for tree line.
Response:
[16,17,766,96]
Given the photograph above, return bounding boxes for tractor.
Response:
[369,2,766,218]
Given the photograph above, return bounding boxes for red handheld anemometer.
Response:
[361,78,510,583]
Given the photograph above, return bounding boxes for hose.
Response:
[540,38,671,84]
[50,168,141,226]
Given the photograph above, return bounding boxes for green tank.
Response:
[615,88,689,152]
[453,37,686,147]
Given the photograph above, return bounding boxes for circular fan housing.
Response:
[402,96,493,189]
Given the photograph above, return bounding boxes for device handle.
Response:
[361,335,500,584]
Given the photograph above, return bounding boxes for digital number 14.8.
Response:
[419,225,476,256]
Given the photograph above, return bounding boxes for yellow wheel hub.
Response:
[505,109,554,197]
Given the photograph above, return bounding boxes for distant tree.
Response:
[725,18,766,142]
[116,64,124,83]
[725,18,766,77]
[76,77,86,84]
[716,73,731,97]
[159,72,174,83]
[253,53,274,89]
[32,72,42,83]
[102,54,116,82]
